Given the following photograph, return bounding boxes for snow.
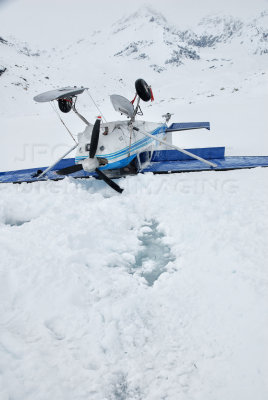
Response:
[1,169,268,399]
[0,3,268,399]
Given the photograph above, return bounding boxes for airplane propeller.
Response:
[89,117,101,158]
[56,117,123,193]
[55,163,83,175]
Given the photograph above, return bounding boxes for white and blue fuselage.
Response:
[75,120,170,172]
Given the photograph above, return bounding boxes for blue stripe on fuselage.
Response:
[75,125,166,164]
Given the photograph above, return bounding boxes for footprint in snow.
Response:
[131,219,175,286]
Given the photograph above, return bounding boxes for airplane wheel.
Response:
[58,97,73,113]
[135,79,151,102]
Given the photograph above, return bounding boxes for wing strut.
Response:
[36,143,78,179]
[136,127,217,168]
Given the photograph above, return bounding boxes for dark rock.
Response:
[165,46,200,66]
[150,64,165,73]
[135,53,149,60]
[0,36,8,44]
[0,67,7,76]
[114,40,153,57]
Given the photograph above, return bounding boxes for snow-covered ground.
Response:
[1,169,268,399]
[0,3,268,400]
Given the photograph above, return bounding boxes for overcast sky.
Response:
[0,0,267,47]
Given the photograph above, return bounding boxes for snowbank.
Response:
[0,168,267,399]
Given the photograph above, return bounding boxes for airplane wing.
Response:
[0,158,96,184]
[166,122,210,132]
[1,148,268,184]
[143,147,268,173]
[144,156,268,173]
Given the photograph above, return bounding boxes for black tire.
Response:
[135,79,151,102]
[90,119,100,158]
[58,97,73,113]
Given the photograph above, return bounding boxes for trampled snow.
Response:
[0,169,268,399]
[0,3,268,400]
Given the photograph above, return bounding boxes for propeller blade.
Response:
[56,164,83,175]
[95,168,123,193]
[90,117,101,158]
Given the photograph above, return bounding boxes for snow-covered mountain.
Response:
[111,7,268,66]
[1,6,267,114]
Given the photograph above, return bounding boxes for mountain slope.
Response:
[1,6,267,113]
[0,6,267,171]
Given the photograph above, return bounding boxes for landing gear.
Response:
[58,97,73,113]
[135,79,152,102]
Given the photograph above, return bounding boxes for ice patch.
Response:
[110,373,141,400]
[131,219,175,286]
[111,373,128,400]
